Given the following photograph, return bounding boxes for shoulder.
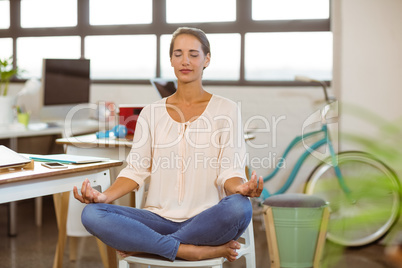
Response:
[212,95,238,111]
[209,95,240,117]
[140,98,167,118]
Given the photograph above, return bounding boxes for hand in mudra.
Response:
[236,171,263,197]
[73,178,107,204]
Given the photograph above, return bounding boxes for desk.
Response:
[56,134,133,205]
[0,159,122,268]
[0,119,100,235]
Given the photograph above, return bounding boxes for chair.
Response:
[118,182,256,268]
[262,194,330,268]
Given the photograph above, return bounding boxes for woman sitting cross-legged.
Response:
[73,26,263,262]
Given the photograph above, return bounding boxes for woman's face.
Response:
[170,34,210,84]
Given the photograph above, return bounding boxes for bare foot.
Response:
[116,250,143,258]
[176,240,241,262]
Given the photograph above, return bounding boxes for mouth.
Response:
[180,69,192,74]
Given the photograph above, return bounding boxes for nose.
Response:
[181,55,190,66]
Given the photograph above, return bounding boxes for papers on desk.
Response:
[0,145,31,169]
[29,154,110,164]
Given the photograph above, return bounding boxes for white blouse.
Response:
[117,94,247,222]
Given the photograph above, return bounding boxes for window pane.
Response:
[0,1,10,29]
[204,34,240,80]
[0,38,13,60]
[245,32,332,81]
[85,35,156,79]
[252,0,329,20]
[17,36,81,78]
[21,0,77,28]
[89,0,152,25]
[166,0,236,23]
[160,35,175,79]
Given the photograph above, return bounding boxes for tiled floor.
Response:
[0,196,400,268]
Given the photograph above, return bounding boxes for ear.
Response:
[204,53,211,68]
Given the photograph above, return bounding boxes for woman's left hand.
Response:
[235,171,263,197]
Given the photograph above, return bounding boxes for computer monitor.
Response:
[150,78,177,98]
[40,58,91,121]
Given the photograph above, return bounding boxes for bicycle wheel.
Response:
[305,151,401,246]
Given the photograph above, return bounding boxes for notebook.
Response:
[0,145,31,169]
[29,154,110,164]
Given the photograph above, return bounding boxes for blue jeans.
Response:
[81,194,252,261]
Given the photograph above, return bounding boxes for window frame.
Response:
[0,0,331,86]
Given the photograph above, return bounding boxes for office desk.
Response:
[0,120,100,235]
[0,159,122,268]
[56,134,134,206]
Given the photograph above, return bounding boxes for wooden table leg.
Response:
[52,192,70,268]
[106,245,117,268]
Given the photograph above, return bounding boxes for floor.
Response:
[0,196,400,268]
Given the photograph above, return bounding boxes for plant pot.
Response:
[0,95,17,126]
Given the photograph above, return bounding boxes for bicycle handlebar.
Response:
[294,75,332,103]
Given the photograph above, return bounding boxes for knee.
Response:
[81,203,106,231]
[223,194,252,224]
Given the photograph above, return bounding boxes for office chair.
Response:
[118,181,256,268]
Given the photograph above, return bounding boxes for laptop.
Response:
[0,145,31,169]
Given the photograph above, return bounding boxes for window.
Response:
[2,0,331,85]
[0,38,13,60]
[21,0,77,28]
[245,32,332,81]
[17,36,81,78]
[166,0,236,23]
[85,35,156,79]
[89,0,152,25]
[252,0,330,20]
[0,1,10,29]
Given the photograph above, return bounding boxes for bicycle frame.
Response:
[258,122,351,200]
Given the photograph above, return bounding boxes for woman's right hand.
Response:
[73,178,107,204]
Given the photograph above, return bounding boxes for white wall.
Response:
[333,0,402,173]
[334,0,402,126]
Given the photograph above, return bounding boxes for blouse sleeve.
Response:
[215,101,247,198]
[117,106,152,190]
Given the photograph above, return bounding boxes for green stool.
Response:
[263,194,329,268]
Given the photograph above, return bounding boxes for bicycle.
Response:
[249,78,401,247]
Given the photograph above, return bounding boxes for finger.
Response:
[258,176,264,192]
[84,181,94,203]
[73,186,84,203]
[251,170,257,180]
[250,173,258,190]
[80,178,88,196]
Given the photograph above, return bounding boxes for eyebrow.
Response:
[173,49,200,53]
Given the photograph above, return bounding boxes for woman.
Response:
[73,27,263,262]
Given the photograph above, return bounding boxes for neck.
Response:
[175,80,206,104]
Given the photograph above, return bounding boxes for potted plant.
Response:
[0,56,20,126]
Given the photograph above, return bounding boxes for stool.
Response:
[263,194,329,268]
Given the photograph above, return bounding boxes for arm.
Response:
[73,176,139,204]
[224,171,263,197]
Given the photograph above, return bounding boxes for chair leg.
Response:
[118,259,130,268]
[263,206,280,268]
[313,206,330,268]
[245,254,256,268]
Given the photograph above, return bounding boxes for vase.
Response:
[0,95,17,126]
